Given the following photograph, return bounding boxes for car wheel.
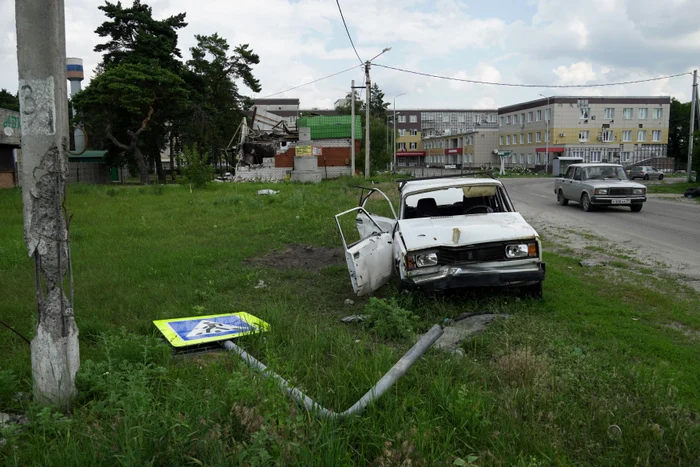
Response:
[581,193,592,212]
[658,174,664,180]
[520,281,543,299]
[557,189,568,206]
[644,174,649,180]
[630,204,643,213]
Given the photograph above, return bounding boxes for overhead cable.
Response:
[373,63,692,88]
[262,65,362,98]
[335,0,364,65]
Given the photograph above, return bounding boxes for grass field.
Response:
[646,181,699,195]
[1,179,699,466]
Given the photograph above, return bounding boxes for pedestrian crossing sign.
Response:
[154,312,269,347]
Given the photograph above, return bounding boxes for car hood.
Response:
[398,212,539,251]
[584,179,646,188]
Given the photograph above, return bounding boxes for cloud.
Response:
[552,62,596,84]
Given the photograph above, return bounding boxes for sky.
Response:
[1,0,700,110]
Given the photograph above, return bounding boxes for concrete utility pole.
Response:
[364,61,371,177]
[540,93,550,166]
[16,0,79,409]
[688,70,697,182]
[351,79,355,176]
[392,93,406,172]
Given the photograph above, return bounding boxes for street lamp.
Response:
[393,93,406,171]
[539,93,550,166]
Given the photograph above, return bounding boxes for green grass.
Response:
[646,181,698,194]
[1,180,699,466]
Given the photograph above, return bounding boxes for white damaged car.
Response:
[335,175,545,297]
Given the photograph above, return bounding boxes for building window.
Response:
[519,154,525,164]
[527,154,533,165]
[527,112,533,123]
[604,108,615,119]
[536,110,542,122]
[545,108,550,122]
[499,116,504,126]
[506,135,511,145]
[398,115,406,123]
[545,131,550,142]
[622,130,632,142]
[536,153,541,164]
[528,133,533,143]
[398,142,406,150]
[638,108,648,119]
[603,130,614,142]
[637,130,647,141]
[506,116,511,125]
[489,114,496,123]
[520,134,524,144]
[590,151,601,162]
[579,130,589,142]
[652,130,662,142]
[409,129,418,136]
[409,115,417,123]
[580,105,590,119]
[621,152,631,162]
[513,134,518,145]
[520,113,525,124]
[398,129,406,136]
[442,115,450,123]
[623,108,633,119]
[473,114,481,123]
[536,132,542,142]
[409,142,417,149]
[499,136,504,145]
[653,108,663,119]
[458,114,465,123]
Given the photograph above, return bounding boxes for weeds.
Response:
[363,297,419,340]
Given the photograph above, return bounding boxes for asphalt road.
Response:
[502,177,700,283]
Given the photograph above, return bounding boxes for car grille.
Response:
[609,187,634,196]
[436,242,507,264]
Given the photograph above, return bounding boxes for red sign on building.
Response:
[396,151,426,157]
[444,148,463,155]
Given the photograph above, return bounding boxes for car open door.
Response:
[335,206,394,296]
[354,187,398,240]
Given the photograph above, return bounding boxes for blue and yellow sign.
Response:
[154,312,269,347]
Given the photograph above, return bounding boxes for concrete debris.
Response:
[580,259,605,267]
[344,299,355,306]
[257,189,279,196]
[428,313,507,352]
[0,413,9,427]
[340,314,369,323]
[254,280,266,289]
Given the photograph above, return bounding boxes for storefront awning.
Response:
[535,147,565,153]
[396,151,426,157]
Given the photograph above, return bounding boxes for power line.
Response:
[335,0,363,65]
[373,63,692,88]
[261,64,362,98]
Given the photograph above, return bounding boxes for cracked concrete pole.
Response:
[16,0,79,410]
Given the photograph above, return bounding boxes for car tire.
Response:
[644,174,650,180]
[557,189,568,206]
[581,193,592,212]
[630,204,643,213]
[658,174,664,180]
[520,281,543,299]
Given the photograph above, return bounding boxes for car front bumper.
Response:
[402,261,545,291]
[590,196,646,206]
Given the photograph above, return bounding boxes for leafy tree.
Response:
[182,34,261,173]
[668,98,691,162]
[180,144,213,188]
[94,0,187,71]
[73,63,188,184]
[0,88,19,111]
[368,83,390,119]
[335,90,363,115]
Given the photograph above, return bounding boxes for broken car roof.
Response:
[400,177,502,196]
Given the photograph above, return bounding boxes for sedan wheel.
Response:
[557,190,568,206]
[630,204,643,212]
[581,193,592,212]
[644,174,650,180]
[658,174,664,180]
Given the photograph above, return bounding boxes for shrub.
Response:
[180,144,214,189]
[363,297,419,340]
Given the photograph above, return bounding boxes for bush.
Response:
[180,144,214,189]
[363,297,419,340]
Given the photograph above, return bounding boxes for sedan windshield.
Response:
[403,185,512,219]
[583,166,628,181]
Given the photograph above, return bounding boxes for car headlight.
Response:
[505,243,538,259]
[594,188,608,195]
[633,188,645,195]
[407,252,438,270]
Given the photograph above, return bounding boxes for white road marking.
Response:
[528,192,549,199]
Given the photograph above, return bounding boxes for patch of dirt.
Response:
[244,244,344,273]
[663,322,700,341]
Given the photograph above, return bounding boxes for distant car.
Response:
[629,166,664,180]
[335,175,545,297]
[553,163,647,212]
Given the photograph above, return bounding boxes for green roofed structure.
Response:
[295,115,362,140]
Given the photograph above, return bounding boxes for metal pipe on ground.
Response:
[223,324,444,419]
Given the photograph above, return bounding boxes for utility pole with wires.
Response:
[15,0,80,410]
[351,79,355,176]
[688,69,697,182]
[364,61,371,177]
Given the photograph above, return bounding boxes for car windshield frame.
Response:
[401,183,514,220]
[582,165,629,181]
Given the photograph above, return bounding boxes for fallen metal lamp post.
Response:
[223,324,444,419]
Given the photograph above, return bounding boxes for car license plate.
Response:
[611,199,631,205]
